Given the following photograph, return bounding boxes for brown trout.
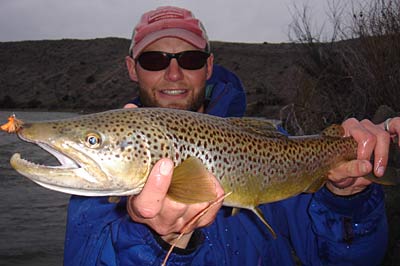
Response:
[6,108,399,237]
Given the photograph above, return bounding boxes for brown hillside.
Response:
[0,38,304,118]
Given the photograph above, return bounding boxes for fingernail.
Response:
[376,166,385,176]
[160,160,173,176]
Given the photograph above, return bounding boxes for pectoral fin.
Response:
[167,157,217,204]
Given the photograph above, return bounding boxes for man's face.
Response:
[126,37,214,112]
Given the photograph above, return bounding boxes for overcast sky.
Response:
[0,0,330,43]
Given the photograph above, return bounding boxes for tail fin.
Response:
[365,167,400,186]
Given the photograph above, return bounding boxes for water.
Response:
[0,111,79,266]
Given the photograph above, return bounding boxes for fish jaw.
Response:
[10,153,144,196]
[10,124,148,196]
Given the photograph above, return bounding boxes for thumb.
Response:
[328,159,372,182]
[129,158,174,218]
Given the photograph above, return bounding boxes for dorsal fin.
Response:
[227,117,287,138]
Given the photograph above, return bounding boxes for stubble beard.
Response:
[139,87,206,112]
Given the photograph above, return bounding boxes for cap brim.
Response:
[132,28,207,58]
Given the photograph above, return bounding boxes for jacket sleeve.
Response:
[291,183,388,266]
[63,196,125,266]
[64,196,205,266]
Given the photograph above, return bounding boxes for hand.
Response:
[326,117,400,196]
[126,158,224,248]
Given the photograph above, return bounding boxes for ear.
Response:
[126,56,138,82]
[206,53,214,80]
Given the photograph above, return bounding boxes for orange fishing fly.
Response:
[0,114,24,133]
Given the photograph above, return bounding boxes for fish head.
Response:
[10,111,153,196]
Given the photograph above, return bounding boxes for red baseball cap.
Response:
[129,6,210,58]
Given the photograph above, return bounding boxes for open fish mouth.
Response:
[31,142,80,170]
[9,135,107,195]
[12,131,81,171]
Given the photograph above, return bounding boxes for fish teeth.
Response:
[17,155,75,169]
[20,157,43,167]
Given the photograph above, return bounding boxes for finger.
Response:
[360,119,390,176]
[382,117,400,147]
[326,176,372,196]
[123,103,138,109]
[153,199,191,235]
[380,117,400,134]
[328,160,372,182]
[131,158,174,218]
[342,118,375,161]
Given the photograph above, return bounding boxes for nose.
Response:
[165,58,184,81]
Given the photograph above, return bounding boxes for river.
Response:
[0,111,78,266]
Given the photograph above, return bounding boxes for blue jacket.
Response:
[64,65,388,266]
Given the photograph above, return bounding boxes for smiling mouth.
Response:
[160,89,188,96]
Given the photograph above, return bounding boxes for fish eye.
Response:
[85,133,102,148]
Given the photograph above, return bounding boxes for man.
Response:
[64,6,400,265]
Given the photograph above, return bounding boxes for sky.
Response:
[0,0,330,43]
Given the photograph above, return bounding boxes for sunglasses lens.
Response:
[137,51,210,71]
[178,51,210,70]
[137,52,170,71]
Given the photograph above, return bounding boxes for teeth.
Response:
[17,155,76,169]
[20,157,42,167]
[38,143,79,168]
[161,89,186,95]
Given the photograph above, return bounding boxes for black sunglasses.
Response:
[136,50,210,71]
